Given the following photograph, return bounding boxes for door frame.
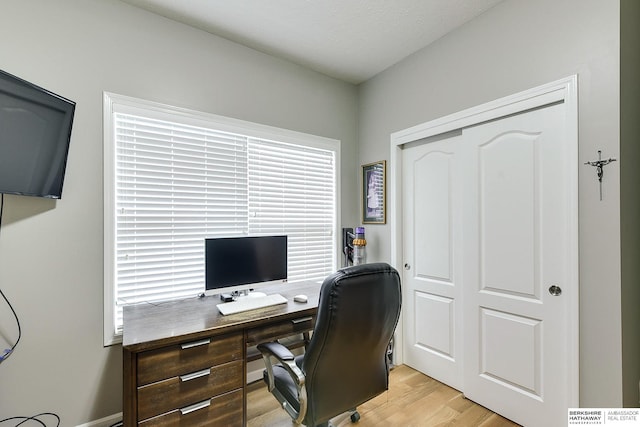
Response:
[389,75,579,404]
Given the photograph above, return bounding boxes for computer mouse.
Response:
[293,294,308,303]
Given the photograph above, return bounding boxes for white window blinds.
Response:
[104,94,338,342]
[247,139,335,282]
[113,114,249,330]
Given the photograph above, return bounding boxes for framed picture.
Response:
[362,160,386,224]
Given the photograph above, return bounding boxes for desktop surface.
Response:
[122,280,321,352]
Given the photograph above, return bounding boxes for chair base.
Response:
[318,409,360,427]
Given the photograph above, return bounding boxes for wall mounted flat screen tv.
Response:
[0,69,75,199]
[205,235,288,295]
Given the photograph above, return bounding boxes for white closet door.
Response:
[402,134,464,390]
[461,103,572,427]
[401,100,576,427]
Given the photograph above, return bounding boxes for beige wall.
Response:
[358,0,625,407]
[0,0,358,424]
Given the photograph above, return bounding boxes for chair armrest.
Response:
[258,341,304,387]
[258,341,295,361]
[258,341,307,424]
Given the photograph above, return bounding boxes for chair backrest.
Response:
[302,262,402,426]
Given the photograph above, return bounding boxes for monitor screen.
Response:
[0,69,75,199]
[205,235,287,295]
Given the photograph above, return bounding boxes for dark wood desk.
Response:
[122,281,321,426]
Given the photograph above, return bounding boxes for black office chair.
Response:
[258,262,402,427]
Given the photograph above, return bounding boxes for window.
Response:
[103,93,339,345]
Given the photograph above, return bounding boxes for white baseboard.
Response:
[76,412,122,427]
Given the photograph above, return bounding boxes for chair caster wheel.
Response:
[350,411,360,423]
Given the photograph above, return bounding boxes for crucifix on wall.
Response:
[584,150,616,201]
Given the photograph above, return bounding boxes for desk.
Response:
[122,281,321,426]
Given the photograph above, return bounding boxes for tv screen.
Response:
[205,235,288,294]
[0,69,75,199]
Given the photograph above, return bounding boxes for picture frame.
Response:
[362,160,386,224]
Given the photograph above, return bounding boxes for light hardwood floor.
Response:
[247,364,521,427]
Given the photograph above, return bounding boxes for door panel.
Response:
[414,150,453,281]
[463,103,569,426]
[402,136,463,390]
[415,293,455,358]
[480,133,537,297]
[480,308,542,397]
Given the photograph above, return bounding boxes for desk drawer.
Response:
[137,332,243,386]
[246,315,315,346]
[137,360,243,421]
[139,388,243,427]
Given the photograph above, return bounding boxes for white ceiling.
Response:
[121,0,503,84]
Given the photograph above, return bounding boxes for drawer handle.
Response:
[181,338,211,350]
[180,399,211,415]
[291,316,313,324]
[180,368,211,382]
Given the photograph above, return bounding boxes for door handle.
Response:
[548,285,562,296]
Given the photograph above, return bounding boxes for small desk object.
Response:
[122,281,321,426]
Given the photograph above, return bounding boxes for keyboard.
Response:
[217,293,288,315]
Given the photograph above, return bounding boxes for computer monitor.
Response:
[205,235,287,296]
